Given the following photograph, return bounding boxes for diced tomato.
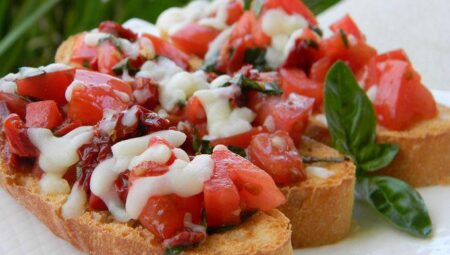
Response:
[3,114,38,157]
[204,152,241,227]
[281,28,323,71]
[25,100,63,129]
[212,149,286,211]
[89,193,108,211]
[226,0,245,25]
[71,33,98,66]
[248,131,306,185]
[330,14,363,40]
[280,68,323,110]
[310,56,333,83]
[16,68,76,105]
[256,94,314,143]
[184,96,207,124]
[210,126,268,148]
[0,92,28,119]
[97,39,123,75]
[68,70,132,125]
[263,0,318,25]
[171,24,221,58]
[115,171,130,204]
[98,21,137,41]
[139,194,203,241]
[142,34,190,70]
[373,60,438,130]
[53,119,82,136]
[132,77,160,110]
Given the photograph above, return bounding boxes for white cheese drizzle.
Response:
[306,166,335,179]
[62,182,87,219]
[122,18,161,37]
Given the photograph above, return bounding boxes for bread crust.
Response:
[0,161,292,255]
[280,137,355,248]
[305,105,450,187]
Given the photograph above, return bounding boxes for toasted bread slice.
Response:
[282,137,355,248]
[306,105,450,187]
[0,158,292,255]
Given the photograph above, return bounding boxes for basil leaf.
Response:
[244,48,268,71]
[356,176,433,238]
[358,143,399,172]
[163,246,185,255]
[251,0,265,16]
[324,61,377,160]
[229,74,282,95]
[228,145,247,158]
[243,0,252,10]
[112,58,139,76]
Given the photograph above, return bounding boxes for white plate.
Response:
[0,90,449,255]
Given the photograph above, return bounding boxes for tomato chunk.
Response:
[171,24,221,58]
[263,0,318,25]
[330,14,363,40]
[280,68,323,110]
[281,27,323,71]
[142,34,190,70]
[248,131,306,185]
[212,148,286,211]
[184,96,207,124]
[98,21,137,41]
[17,68,76,105]
[71,33,98,66]
[68,70,132,125]
[226,0,245,25]
[25,100,63,129]
[0,92,28,119]
[373,60,437,130]
[97,39,123,75]
[210,126,267,148]
[3,114,38,157]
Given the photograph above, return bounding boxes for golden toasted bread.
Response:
[306,105,450,187]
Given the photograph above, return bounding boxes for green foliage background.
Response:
[0,0,339,76]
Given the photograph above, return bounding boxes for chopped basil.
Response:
[82,60,90,68]
[243,48,269,71]
[243,0,252,10]
[324,61,432,238]
[163,246,185,255]
[310,25,323,37]
[251,0,265,16]
[112,58,139,76]
[227,74,283,96]
[339,29,349,48]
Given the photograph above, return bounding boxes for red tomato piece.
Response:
[204,152,241,227]
[17,68,76,105]
[98,21,137,41]
[71,33,98,66]
[330,14,364,41]
[171,24,221,58]
[97,39,123,75]
[142,34,190,70]
[248,131,306,185]
[280,68,323,110]
[256,94,314,143]
[263,0,317,25]
[226,0,245,25]
[210,126,268,148]
[53,119,82,136]
[139,194,203,241]
[3,114,38,157]
[212,149,286,211]
[184,96,207,124]
[132,77,160,110]
[25,100,63,129]
[374,60,437,130]
[0,92,28,119]
[281,28,323,71]
[68,70,132,125]
[89,193,108,211]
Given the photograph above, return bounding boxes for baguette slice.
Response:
[0,154,292,255]
[306,105,450,187]
[282,137,355,248]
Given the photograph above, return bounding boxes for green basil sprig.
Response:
[324,61,432,238]
[226,74,283,96]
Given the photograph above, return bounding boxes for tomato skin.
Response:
[0,92,28,119]
[263,0,318,25]
[248,131,306,186]
[330,15,363,40]
[17,68,76,105]
[54,119,82,137]
[132,77,159,110]
[226,0,245,25]
[142,34,190,70]
[212,149,286,211]
[97,40,123,75]
[25,100,63,129]
[89,193,108,211]
[71,33,97,66]
[68,70,132,125]
[210,126,268,148]
[373,60,437,130]
[171,24,221,58]
[3,114,38,157]
[184,96,207,125]
[98,21,137,41]
[281,28,323,71]
[280,68,323,110]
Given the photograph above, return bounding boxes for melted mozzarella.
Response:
[194,85,255,139]
[128,143,173,170]
[84,32,110,47]
[89,130,186,221]
[121,105,139,127]
[205,25,233,61]
[0,73,19,94]
[39,174,70,195]
[156,1,210,35]
[366,86,378,102]
[126,155,214,219]
[122,18,160,37]
[62,182,87,219]
[315,114,328,127]
[306,166,335,179]
[198,0,230,30]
